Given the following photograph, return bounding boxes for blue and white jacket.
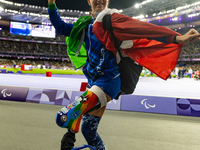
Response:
[48,8,120,83]
[48,8,169,83]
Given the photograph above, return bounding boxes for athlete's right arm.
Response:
[47,0,73,37]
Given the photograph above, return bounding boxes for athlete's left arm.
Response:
[152,29,200,45]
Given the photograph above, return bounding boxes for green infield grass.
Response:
[0,68,84,75]
[0,68,178,78]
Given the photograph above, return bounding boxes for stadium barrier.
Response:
[17,71,22,74]
[0,85,200,117]
[0,69,6,73]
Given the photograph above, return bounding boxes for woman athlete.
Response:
[48,0,200,149]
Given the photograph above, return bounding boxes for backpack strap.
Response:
[102,14,123,99]
[102,14,123,59]
[102,14,143,99]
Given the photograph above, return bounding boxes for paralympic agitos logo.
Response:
[141,99,156,109]
[1,89,12,97]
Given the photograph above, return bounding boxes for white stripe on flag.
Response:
[93,8,119,24]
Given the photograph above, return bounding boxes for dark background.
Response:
[8,0,143,11]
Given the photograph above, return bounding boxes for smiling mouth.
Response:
[96,3,104,6]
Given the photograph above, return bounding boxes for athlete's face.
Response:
[87,0,109,13]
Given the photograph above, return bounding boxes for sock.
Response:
[81,114,107,150]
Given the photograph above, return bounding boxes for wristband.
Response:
[48,3,57,10]
[173,35,179,44]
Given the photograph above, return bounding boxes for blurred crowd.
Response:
[0,40,67,55]
[172,64,200,80]
[181,41,200,56]
[1,26,200,73]
[0,59,73,70]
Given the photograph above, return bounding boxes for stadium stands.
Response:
[0,0,200,74]
[0,26,200,72]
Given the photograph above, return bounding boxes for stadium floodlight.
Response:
[135,3,140,9]
[135,0,154,8]
[0,0,13,5]
[0,6,4,11]
[132,14,144,19]
[118,9,123,13]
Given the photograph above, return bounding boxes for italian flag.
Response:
[93,9,183,80]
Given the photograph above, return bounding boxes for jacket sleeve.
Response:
[48,8,73,37]
[151,34,176,44]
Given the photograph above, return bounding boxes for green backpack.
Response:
[66,16,92,69]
